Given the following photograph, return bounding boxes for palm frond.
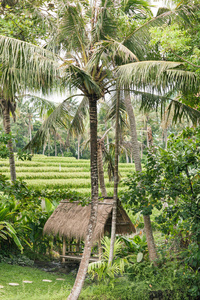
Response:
[167,98,200,125]
[68,96,89,136]
[107,89,130,130]
[92,0,118,44]
[103,143,115,182]
[123,2,199,60]
[24,95,78,151]
[62,64,102,97]
[59,1,89,62]
[130,89,200,125]
[97,39,139,63]
[18,95,56,118]
[117,61,198,92]
[0,35,60,98]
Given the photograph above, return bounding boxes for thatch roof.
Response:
[43,198,135,243]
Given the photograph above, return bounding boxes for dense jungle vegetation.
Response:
[0,0,200,299]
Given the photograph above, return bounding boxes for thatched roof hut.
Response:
[43,198,135,243]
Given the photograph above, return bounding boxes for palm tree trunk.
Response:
[67,96,99,300]
[106,128,109,151]
[2,100,16,182]
[108,88,120,265]
[54,131,57,156]
[48,129,50,156]
[124,89,157,263]
[77,135,81,160]
[97,140,107,197]
[125,148,129,163]
[43,142,47,155]
[60,141,64,157]
[143,215,157,261]
[28,115,32,141]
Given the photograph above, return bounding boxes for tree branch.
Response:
[170,49,200,68]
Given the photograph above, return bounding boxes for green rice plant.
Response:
[2,167,89,173]
[1,170,130,178]
[33,156,77,161]
[25,179,91,189]
[25,178,116,189]
[2,172,91,180]
[0,155,132,197]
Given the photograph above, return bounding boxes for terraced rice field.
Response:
[0,155,135,197]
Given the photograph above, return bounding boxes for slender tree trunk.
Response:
[28,115,32,141]
[67,96,99,300]
[124,89,157,263]
[147,126,153,147]
[124,90,142,171]
[106,129,109,151]
[125,148,129,163]
[43,142,47,155]
[77,135,81,160]
[60,142,64,157]
[97,140,107,197]
[54,131,57,156]
[143,216,157,261]
[48,129,50,156]
[1,100,16,181]
[108,88,120,265]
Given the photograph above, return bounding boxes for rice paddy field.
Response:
[0,155,135,197]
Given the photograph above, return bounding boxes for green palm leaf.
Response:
[0,35,60,98]
[18,95,56,118]
[131,89,200,125]
[68,96,89,136]
[117,61,198,91]
[24,95,76,151]
[60,1,89,62]
[62,64,102,97]
[123,2,199,60]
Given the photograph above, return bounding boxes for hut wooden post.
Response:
[98,239,102,260]
[62,238,66,263]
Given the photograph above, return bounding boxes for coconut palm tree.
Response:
[22,0,199,276]
[0,33,60,180]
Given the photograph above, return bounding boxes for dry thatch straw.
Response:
[43,198,135,243]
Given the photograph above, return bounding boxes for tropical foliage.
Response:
[0,0,200,299]
[88,236,127,281]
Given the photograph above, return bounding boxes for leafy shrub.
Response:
[0,254,34,266]
[0,174,88,260]
[88,237,127,281]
